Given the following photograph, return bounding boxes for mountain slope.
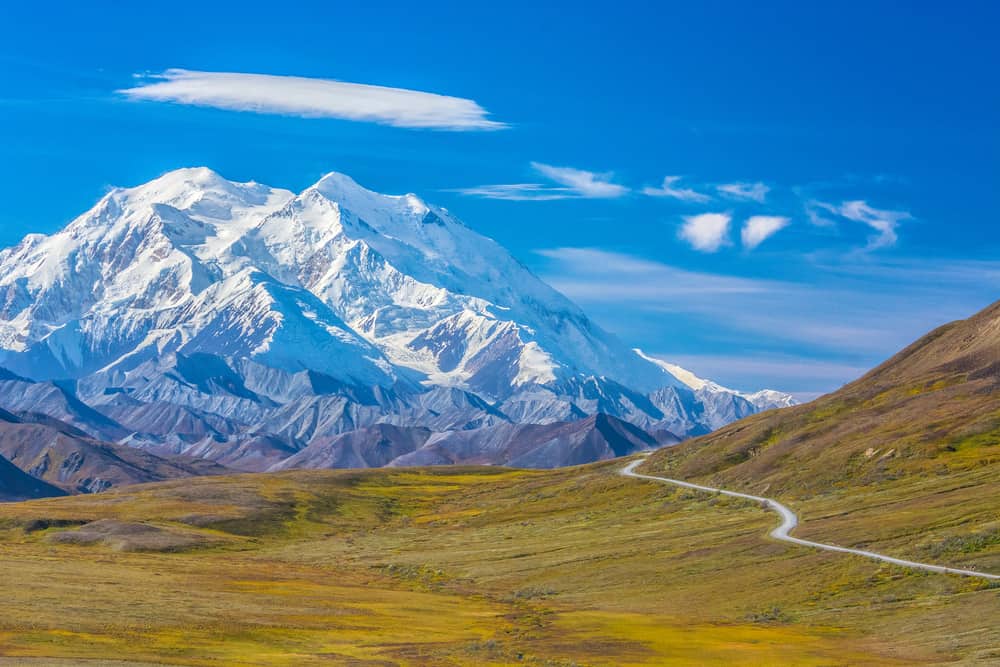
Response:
[268,414,664,471]
[0,167,661,390]
[643,298,1000,496]
[635,349,796,414]
[269,424,433,471]
[0,409,227,493]
[388,413,662,468]
[0,370,129,441]
[0,451,65,501]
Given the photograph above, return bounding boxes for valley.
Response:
[0,457,997,666]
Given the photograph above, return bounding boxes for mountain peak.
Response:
[312,170,369,194]
[308,171,430,219]
[115,167,288,223]
[0,168,792,460]
[138,166,233,192]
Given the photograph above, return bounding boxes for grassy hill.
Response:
[644,299,1000,493]
[639,301,1000,581]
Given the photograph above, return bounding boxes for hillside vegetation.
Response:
[644,300,1000,494]
[639,301,1000,592]
[0,459,997,666]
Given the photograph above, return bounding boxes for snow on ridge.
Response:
[0,167,791,435]
[633,348,796,410]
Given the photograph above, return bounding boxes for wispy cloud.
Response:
[453,163,628,200]
[804,201,838,227]
[814,200,911,249]
[717,181,769,203]
[530,163,629,198]
[741,215,790,249]
[642,176,710,202]
[448,183,574,201]
[118,69,507,130]
[809,256,1000,285]
[679,213,731,252]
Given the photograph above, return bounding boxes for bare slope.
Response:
[0,452,64,501]
[0,409,227,493]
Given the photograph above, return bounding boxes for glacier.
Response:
[0,167,795,475]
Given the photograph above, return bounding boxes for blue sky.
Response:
[1,1,998,398]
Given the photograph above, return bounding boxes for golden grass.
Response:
[0,460,995,665]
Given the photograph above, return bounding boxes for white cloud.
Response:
[816,200,911,249]
[448,184,574,201]
[679,213,731,252]
[642,176,710,202]
[118,69,506,130]
[454,163,628,200]
[530,162,629,198]
[741,215,790,249]
[717,181,770,203]
[804,201,838,227]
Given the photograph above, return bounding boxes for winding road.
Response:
[621,458,1000,581]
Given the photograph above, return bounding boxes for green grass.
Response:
[0,460,996,665]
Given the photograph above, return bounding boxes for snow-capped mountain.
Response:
[0,168,794,473]
[634,350,797,412]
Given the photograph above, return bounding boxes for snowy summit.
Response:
[0,168,793,470]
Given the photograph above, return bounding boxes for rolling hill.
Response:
[635,297,1000,590]
[641,298,1000,495]
[0,455,995,665]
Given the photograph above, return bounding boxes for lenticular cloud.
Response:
[119,69,507,131]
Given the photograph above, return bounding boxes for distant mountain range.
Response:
[0,168,792,492]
